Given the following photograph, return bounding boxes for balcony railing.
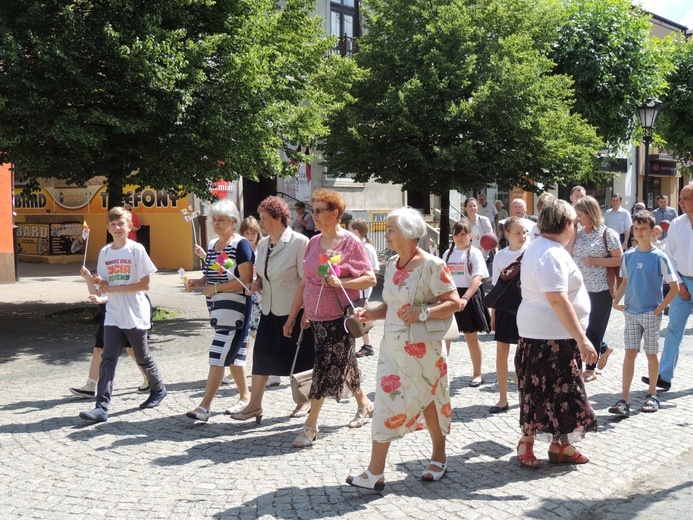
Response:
[329,35,359,57]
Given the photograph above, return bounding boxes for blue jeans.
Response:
[660,277,693,383]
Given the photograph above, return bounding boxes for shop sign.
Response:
[650,161,677,176]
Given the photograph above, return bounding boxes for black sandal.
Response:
[608,399,630,416]
[642,394,659,413]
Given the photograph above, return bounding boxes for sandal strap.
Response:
[428,460,446,471]
[364,469,384,481]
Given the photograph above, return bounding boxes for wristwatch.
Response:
[418,306,432,322]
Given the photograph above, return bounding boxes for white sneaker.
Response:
[69,382,96,398]
[221,376,233,385]
[266,375,281,387]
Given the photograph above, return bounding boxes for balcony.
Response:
[329,35,359,57]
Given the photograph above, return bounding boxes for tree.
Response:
[658,38,693,174]
[551,0,669,147]
[322,0,601,246]
[0,0,340,204]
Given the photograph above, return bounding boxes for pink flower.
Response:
[380,374,402,393]
[392,269,409,286]
[404,341,426,358]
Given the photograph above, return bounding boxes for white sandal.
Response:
[185,406,211,422]
[224,400,249,415]
[346,469,385,492]
[348,402,374,428]
[292,425,318,448]
[422,460,447,482]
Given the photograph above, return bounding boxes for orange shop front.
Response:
[13,180,198,271]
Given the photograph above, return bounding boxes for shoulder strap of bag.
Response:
[499,251,525,282]
[289,327,305,377]
[602,228,612,258]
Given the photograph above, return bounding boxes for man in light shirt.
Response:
[652,195,678,238]
[477,193,498,222]
[646,185,693,391]
[570,186,586,205]
[604,193,632,250]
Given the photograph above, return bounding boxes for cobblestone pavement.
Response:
[1,262,693,519]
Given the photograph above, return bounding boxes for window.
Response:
[330,0,360,56]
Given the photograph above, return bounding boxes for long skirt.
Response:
[309,318,362,401]
[514,337,597,442]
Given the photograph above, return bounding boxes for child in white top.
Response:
[489,217,528,413]
[348,219,381,357]
[443,219,491,387]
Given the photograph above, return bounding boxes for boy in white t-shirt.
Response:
[608,211,678,416]
[79,207,166,423]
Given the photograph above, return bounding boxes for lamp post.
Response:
[637,98,661,209]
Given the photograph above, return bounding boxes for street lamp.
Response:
[637,98,661,209]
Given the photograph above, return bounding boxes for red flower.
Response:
[384,413,407,429]
[441,403,452,418]
[431,379,439,395]
[392,269,409,285]
[380,374,402,393]
[435,357,448,377]
[404,341,426,358]
[440,266,453,284]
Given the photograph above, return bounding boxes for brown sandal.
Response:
[517,440,539,469]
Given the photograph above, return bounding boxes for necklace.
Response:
[396,247,419,271]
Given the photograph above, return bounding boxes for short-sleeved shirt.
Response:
[362,240,380,299]
[572,224,621,293]
[652,206,678,227]
[203,235,254,314]
[492,245,527,285]
[517,237,590,340]
[97,240,157,330]
[303,231,372,322]
[444,247,488,288]
[478,202,498,222]
[620,247,676,314]
[604,207,632,236]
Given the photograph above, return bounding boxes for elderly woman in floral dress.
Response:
[347,207,461,491]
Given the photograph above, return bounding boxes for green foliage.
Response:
[552,0,669,146]
[323,0,602,195]
[0,0,340,201]
[658,38,693,173]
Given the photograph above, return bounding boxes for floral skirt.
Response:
[514,337,597,442]
[309,318,362,401]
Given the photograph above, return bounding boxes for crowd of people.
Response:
[71,184,693,493]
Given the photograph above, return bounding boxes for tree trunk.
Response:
[106,173,125,210]
[439,191,450,254]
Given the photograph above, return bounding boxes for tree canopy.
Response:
[0,0,342,202]
[551,0,669,147]
[322,0,602,197]
[658,38,693,173]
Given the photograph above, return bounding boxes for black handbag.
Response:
[482,252,524,315]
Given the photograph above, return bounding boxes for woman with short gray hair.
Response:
[347,207,461,491]
[185,199,254,422]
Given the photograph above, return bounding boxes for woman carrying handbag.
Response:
[346,207,461,492]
